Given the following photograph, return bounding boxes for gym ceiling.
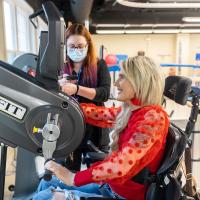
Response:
[25,0,200,34]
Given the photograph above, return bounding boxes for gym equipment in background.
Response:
[12,53,37,77]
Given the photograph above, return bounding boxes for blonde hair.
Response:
[110,56,164,151]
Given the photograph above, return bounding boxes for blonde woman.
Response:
[33,56,169,200]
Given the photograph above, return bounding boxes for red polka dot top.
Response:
[74,104,169,200]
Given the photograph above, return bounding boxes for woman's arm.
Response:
[74,107,169,186]
[77,59,111,101]
[93,59,111,102]
[77,86,96,100]
[61,83,96,100]
[80,103,121,128]
[60,59,111,102]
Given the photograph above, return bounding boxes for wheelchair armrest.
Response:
[82,140,108,167]
[85,152,107,161]
[82,152,108,167]
[87,140,104,153]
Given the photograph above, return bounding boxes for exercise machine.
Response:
[0,1,85,199]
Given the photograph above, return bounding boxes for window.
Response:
[3,0,44,63]
[17,6,30,52]
[3,1,15,51]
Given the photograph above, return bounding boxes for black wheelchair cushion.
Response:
[146,176,181,200]
[165,176,181,200]
[146,125,187,200]
[157,126,187,175]
[146,182,164,200]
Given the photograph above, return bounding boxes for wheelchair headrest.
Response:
[157,125,187,175]
[164,76,192,105]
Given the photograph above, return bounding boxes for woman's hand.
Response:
[58,74,77,87]
[61,83,77,96]
[45,160,75,186]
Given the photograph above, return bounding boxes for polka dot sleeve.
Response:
[80,103,121,128]
[90,109,168,184]
[74,107,169,186]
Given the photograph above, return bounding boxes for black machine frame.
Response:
[0,2,85,199]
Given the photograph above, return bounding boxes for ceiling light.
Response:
[180,29,200,33]
[96,24,125,27]
[96,24,141,28]
[125,30,152,34]
[182,24,200,27]
[150,0,200,2]
[182,17,200,22]
[96,30,125,34]
[141,24,181,27]
[154,24,181,27]
[117,0,200,8]
[140,24,154,27]
[96,29,200,34]
[96,23,200,29]
[153,29,180,33]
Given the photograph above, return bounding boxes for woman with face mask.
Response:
[59,23,111,172]
[33,56,169,200]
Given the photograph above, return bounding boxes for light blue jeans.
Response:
[33,176,125,200]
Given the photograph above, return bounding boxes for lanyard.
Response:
[72,67,82,100]
[77,67,82,84]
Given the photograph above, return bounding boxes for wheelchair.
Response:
[82,76,200,200]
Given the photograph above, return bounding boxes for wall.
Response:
[92,34,176,96]
[189,34,200,76]
[92,34,176,64]
[92,33,200,76]
[190,34,200,65]
[176,34,191,76]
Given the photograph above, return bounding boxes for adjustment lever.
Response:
[41,113,60,181]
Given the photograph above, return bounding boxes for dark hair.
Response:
[64,23,97,87]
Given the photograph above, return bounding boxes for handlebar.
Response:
[29,9,44,29]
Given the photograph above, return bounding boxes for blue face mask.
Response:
[67,46,88,62]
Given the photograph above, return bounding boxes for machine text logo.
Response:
[0,96,26,120]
